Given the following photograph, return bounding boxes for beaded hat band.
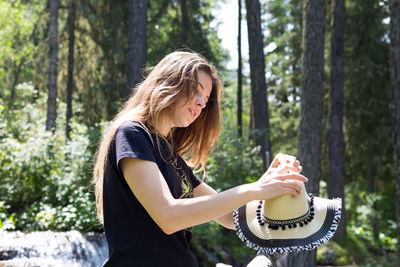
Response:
[255,193,315,230]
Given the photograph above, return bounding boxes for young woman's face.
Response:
[170,70,212,129]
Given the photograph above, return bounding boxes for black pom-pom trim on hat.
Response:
[254,194,316,230]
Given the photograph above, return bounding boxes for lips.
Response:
[188,107,197,118]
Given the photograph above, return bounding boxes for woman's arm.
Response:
[193,153,304,230]
[193,182,235,230]
[120,157,307,235]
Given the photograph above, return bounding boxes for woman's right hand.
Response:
[252,172,307,200]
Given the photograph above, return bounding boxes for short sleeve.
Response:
[189,171,203,188]
[115,122,156,167]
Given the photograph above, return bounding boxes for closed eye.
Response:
[197,83,210,104]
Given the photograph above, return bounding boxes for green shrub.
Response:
[0,83,100,232]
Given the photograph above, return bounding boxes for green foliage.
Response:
[262,0,302,156]
[0,83,100,232]
[341,1,395,254]
[0,0,398,265]
[0,0,46,101]
[193,222,256,265]
[69,0,229,124]
[345,187,398,250]
[317,229,398,266]
[207,127,264,190]
[147,0,229,70]
[344,0,393,187]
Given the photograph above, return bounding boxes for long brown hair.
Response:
[93,51,223,223]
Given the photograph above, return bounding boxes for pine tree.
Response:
[46,0,59,131]
[389,0,400,263]
[328,0,346,238]
[287,0,326,265]
[66,0,75,141]
[237,0,243,137]
[245,0,271,171]
[127,0,148,97]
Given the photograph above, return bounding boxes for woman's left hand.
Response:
[260,153,303,182]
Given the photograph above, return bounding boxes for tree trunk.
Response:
[180,0,188,46]
[389,0,400,264]
[284,0,326,266]
[245,0,271,171]
[106,1,118,119]
[328,0,346,239]
[11,60,24,102]
[46,0,59,131]
[237,0,243,137]
[298,0,325,195]
[66,0,75,141]
[126,0,148,97]
[367,134,379,240]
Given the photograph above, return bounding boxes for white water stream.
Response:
[0,231,108,267]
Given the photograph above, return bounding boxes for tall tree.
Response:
[328,0,346,238]
[46,0,59,131]
[299,0,326,195]
[237,0,243,137]
[389,0,400,263]
[180,0,188,45]
[286,0,326,266]
[126,0,148,97]
[66,0,75,141]
[106,1,124,119]
[245,0,271,171]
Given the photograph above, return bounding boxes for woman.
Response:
[93,51,307,266]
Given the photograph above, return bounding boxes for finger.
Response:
[274,173,308,182]
[264,179,304,195]
[279,185,300,197]
[284,180,303,193]
[277,154,295,164]
[287,161,302,173]
[285,155,297,165]
[274,155,299,171]
[276,165,300,174]
[294,160,300,168]
[271,153,283,168]
[293,160,302,173]
[274,179,302,192]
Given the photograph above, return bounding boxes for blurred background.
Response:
[0,0,399,266]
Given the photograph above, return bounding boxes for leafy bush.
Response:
[317,229,398,267]
[0,83,101,232]
[206,126,264,190]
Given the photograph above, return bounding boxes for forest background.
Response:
[0,0,400,266]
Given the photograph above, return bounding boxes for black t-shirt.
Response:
[102,121,203,267]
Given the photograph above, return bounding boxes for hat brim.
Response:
[233,197,342,255]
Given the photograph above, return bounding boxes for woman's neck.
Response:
[156,116,172,137]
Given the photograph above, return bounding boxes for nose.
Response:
[195,93,206,109]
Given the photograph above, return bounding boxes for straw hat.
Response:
[233,183,342,255]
